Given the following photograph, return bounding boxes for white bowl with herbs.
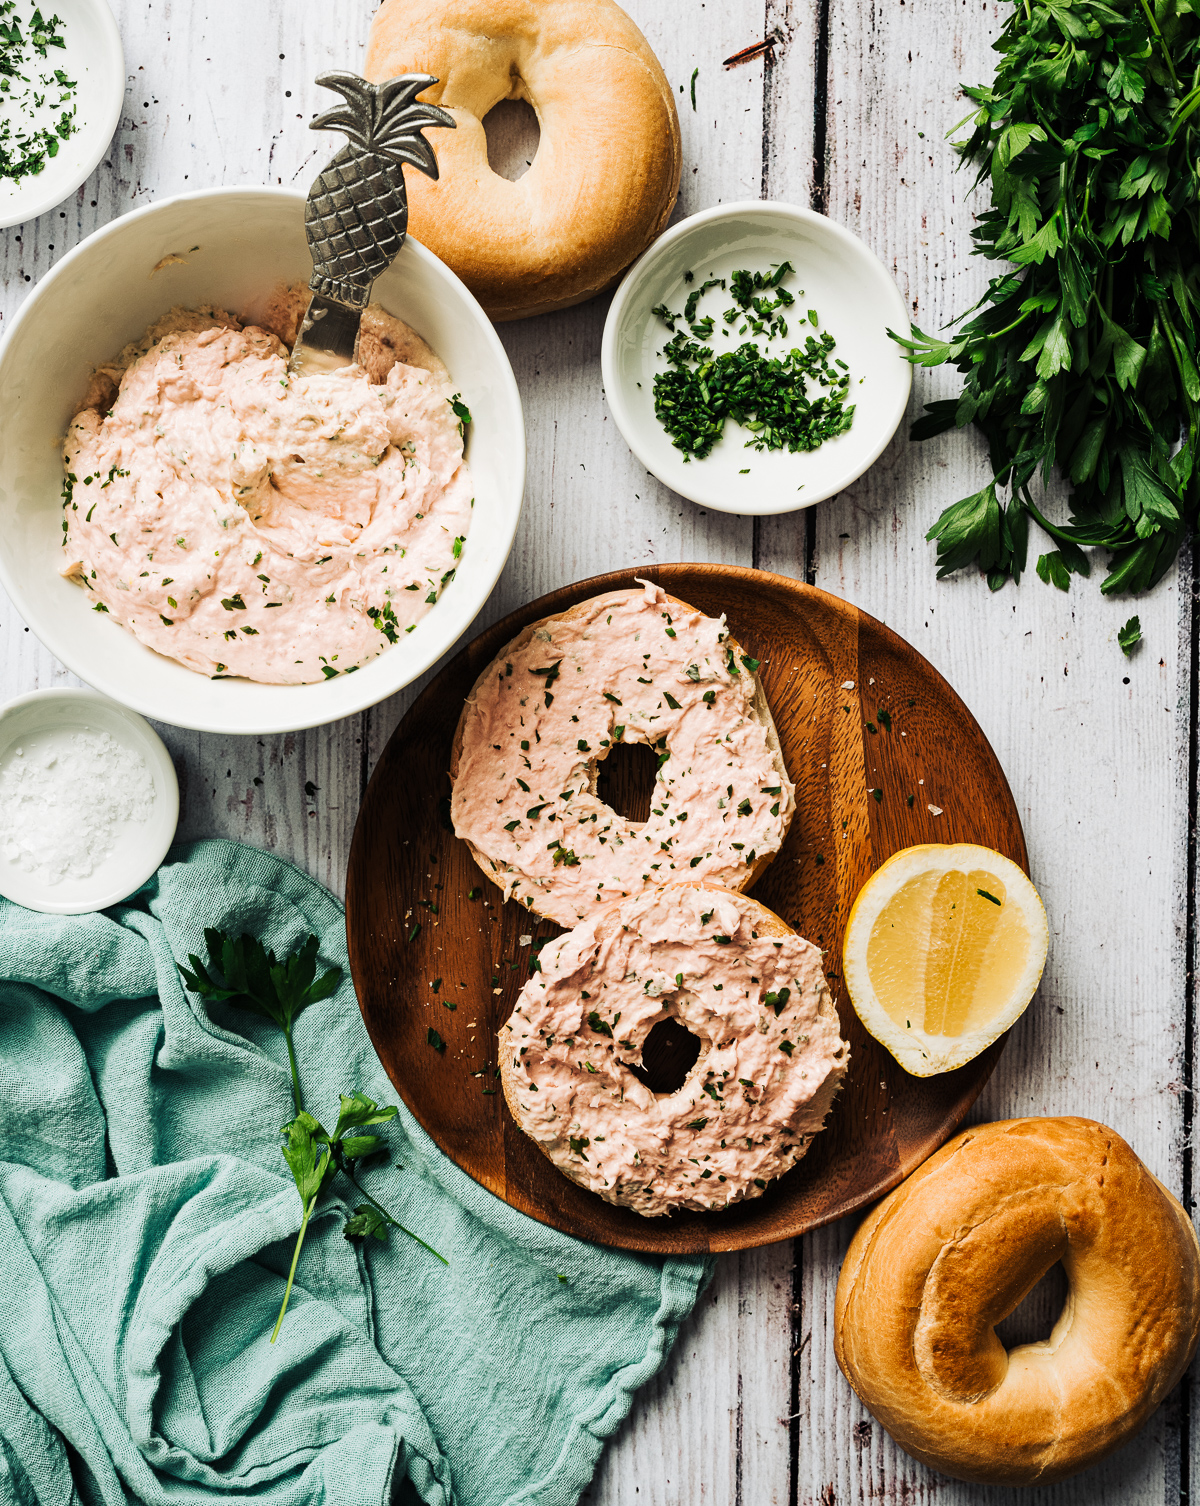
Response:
[601,200,913,515]
[0,0,124,229]
[0,185,525,735]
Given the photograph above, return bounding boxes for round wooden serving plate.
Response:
[346,565,1027,1253]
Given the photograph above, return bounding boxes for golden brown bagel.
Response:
[834,1117,1200,1485]
[365,0,681,320]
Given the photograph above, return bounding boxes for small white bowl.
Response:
[0,0,124,230]
[601,201,913,515]
[0,186,525,734]
[0,687,178,914]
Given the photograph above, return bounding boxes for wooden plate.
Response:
[346,565,1026,1253]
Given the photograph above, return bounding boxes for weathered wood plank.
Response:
[585,1245,795,1506]
[758,1,1189,1501]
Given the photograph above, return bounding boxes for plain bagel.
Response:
[365,0,681,320]
[834,1116,1200,1486]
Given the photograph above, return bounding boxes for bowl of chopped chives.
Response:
[0,0,124,230]
[600,200,912,515]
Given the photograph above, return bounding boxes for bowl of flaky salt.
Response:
[0,186,525,736]
[0,688,178,914]
[0,0,125,231]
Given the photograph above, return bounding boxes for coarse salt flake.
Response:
[0,728,155,884]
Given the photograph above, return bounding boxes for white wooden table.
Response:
[1,2,1191,1502]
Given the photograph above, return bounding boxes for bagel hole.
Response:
[483,97,540,182]
[994,1261,1069,1351]
[595,741,659,825]
[625,1018,702,1095]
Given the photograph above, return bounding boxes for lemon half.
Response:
[842,844,1048,1077]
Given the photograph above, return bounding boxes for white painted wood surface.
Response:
[0,2,1190,1503]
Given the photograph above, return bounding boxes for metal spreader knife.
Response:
[290,71,455,378]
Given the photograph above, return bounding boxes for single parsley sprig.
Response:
[272,1093,446,1342]
[895,0,1200,612]
[179,928,340,1113]
[179,931,447,1341]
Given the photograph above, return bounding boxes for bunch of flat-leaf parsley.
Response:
[894,0,1200,604]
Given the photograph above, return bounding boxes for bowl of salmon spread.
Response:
[0,186,525,734]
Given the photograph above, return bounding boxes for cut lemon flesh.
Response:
[843,844,1047,1076]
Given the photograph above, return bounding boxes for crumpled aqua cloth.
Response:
[0,839,712,1506]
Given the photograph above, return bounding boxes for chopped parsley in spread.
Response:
[451,581,794,927]
[504,885,850,1217]
[60,296,472,683]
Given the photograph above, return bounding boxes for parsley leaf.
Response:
[178,929,339,1115]
[1119,614,1142,656]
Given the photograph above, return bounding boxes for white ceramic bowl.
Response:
[0,186,525,734]
[601,201,912,515]
[0,687,178,914]
[0,0,124,229]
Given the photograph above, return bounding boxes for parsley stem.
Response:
[340,1166,448,1265]
[271,1192,317,1343]
[283,1025,303,1116]
[1020,495,1080,546]
[1140,0,1181,92]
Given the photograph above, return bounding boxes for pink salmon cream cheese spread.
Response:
[59,300,473,684]
[501,884,850,1216]
[451,581,795,927]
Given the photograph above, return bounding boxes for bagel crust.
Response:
[501,884,849,1216]
[834,1117,1200,1486]
[365,0,681,320]
[449,580,795,927]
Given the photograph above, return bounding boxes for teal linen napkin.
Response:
[0,838,712,1506]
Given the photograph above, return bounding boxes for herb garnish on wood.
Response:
[179,929,446,1341]
[894,0,1200,601]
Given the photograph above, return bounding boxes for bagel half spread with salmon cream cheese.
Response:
[449,580,795,928]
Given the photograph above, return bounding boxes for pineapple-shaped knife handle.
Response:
[293,71,454,373]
